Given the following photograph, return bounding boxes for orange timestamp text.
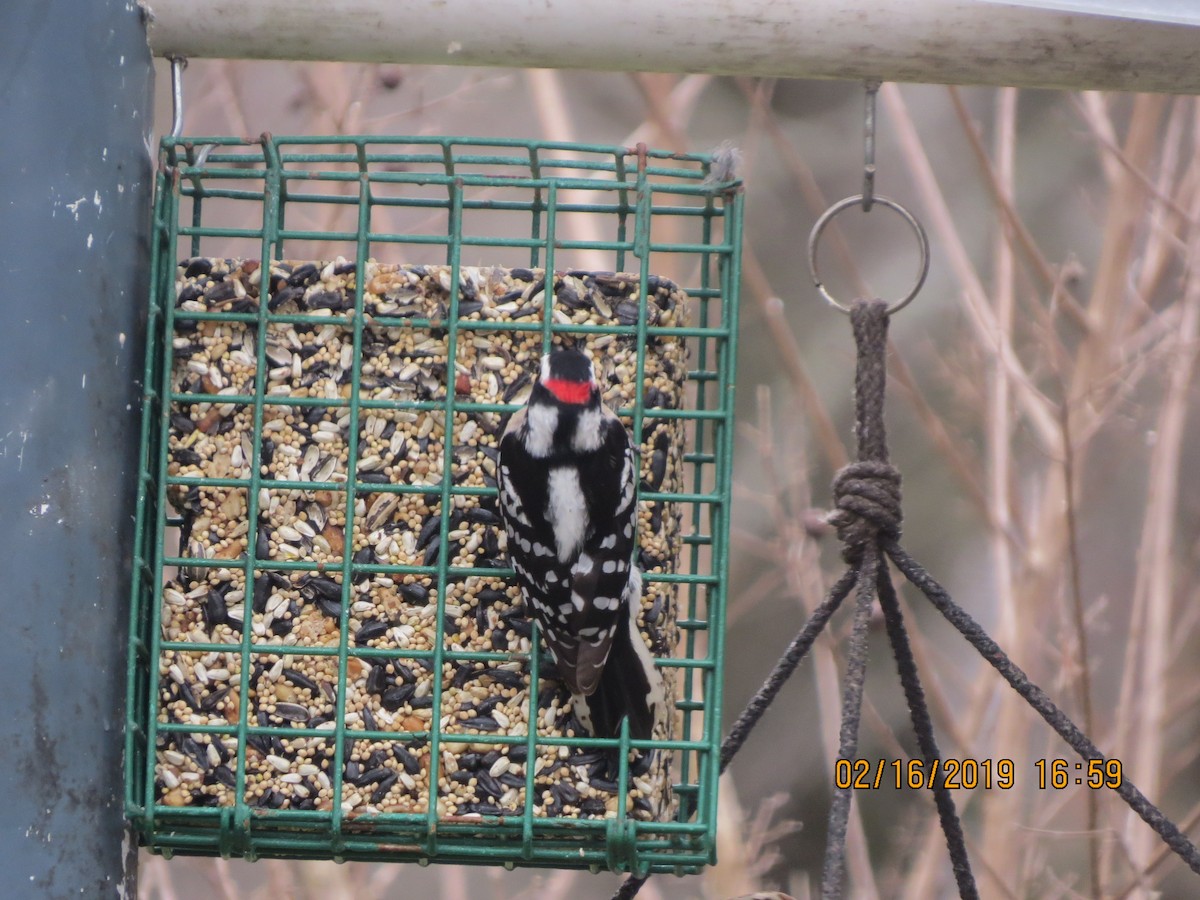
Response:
[834,757,1125,790]
[835,758,1015,790]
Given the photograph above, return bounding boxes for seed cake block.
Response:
[156,258,689,824]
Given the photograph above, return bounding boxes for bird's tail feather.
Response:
[572,569,665,740]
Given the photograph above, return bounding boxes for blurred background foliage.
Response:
[144,60,1200,899]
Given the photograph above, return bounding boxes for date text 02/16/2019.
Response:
[834,758,1125,791]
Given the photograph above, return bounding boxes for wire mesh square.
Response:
[125,135,742,875]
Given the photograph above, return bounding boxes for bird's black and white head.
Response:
[505,348,608,460]
[535,349,599,408]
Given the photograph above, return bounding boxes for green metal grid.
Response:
[125,135,743,876]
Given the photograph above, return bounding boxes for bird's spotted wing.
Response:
[550,418,638,694]
[497,411,638,696]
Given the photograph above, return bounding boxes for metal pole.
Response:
[143,0,1200,94]
[0,0,152,895]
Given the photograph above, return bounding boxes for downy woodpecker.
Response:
[497,348,664,739]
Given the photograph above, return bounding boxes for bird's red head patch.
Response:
[540,350,596,405]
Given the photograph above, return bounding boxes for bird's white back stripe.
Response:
[547,468,587,562]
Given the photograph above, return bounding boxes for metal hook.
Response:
[862,79,881,213]
[807,194,930,316]
[165,55,216,173]
[168,55,187,140]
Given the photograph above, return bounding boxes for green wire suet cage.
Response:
[125,135,743,875]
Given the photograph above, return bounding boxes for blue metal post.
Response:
[0,0,152,894]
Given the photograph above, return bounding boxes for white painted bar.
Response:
[141,0,1200,94]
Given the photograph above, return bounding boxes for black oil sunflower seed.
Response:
[355,619,389,645]
[381,683,415,711]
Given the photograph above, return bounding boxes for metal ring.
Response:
[807,194,930,315]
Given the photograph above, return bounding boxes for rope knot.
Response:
[828,460,902,563]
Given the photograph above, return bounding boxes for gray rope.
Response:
[819,548,878,897]
[820,299,924,899]
[876,561,977,898]
[720,567,860,770]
